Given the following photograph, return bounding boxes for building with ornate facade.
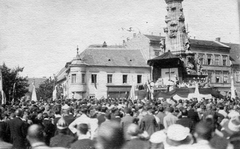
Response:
[56,0,239,99]
[56,44,150,99]
[126,34,234,93]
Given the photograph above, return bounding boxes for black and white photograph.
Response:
[0,0,240,149]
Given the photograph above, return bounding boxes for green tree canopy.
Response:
[1,63,29,103]
[36,78,55,101]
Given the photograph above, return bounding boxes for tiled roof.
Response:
[190,39,229,48]
[149,51,178,60]
[144,34,165,42]
[79,48,149,67]
[223,43,240,65]
[144,34,229,49]
[56,67,67,82]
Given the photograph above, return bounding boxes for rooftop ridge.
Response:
[213,41,230,48]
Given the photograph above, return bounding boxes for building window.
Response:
[208,71,213,83]
[198,54,205,65]
[222,56,227,66]
[91,74,97,83]
[207,55,212,65]
[123,75,128,84]
[202,69,207,75]
[107,74,113,84]
[82,74,85,83]
[236,71,240,83]
[154,50,160,56]
[71,74,76,83]
[215,71,222,83]
[223,71,229,83]
[215,55,220,65]
[137,75,142,84]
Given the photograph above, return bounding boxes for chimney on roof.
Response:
[102,41,107,47]
[215,37,221,42]
[133,33,136,38]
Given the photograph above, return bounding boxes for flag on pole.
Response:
[231,75,236,99]
[0,68,2,91]
[1,90,6,105]
[31,83,37,102]
[52,85,57,101]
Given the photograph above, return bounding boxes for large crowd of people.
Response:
[0,96,240,149]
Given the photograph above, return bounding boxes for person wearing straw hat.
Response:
[164,124,193,149]
[50,117,75,148]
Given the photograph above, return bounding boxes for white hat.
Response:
[149,130,166,144]
[167,124,190,141]
[62,104,70,110]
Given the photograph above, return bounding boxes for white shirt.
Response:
[69,114,92,134]
[218,110,228,118]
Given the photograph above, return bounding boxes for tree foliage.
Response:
[36,78,55,101]
[1,63,29,103]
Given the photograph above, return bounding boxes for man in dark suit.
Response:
[27,124,66,149]
[139,107,157,137]
[123,124,150,149]
[6,109,28,149]
[187,105,200,127]
[71,123,94,149]
[121,108,135,140]
[50,117,75,148]
[176,109,194,132]
[0,121,12,149]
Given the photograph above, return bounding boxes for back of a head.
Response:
[15,109,23,117]
[181,109,188,116]
[77,123,89,135]
[167,107,174,113]
[230,132,240,149]
[127,124,140,137]
[96,121,124,149]
[159,106,164,112]
[27,124,45,142]
[195,122,213,141]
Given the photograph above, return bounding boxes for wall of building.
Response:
[126,34,150,61]
[66,66,150,99]
[192,47,231,92]
[126,35,233,92]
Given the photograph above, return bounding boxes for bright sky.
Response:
[0,0,239,78]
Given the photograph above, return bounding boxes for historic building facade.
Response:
[126,34,233,93]
[56,45,150,99]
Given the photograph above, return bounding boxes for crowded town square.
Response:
[0,0,240,149]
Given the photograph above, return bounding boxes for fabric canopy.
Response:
[154,87,218,100]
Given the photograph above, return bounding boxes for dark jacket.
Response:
[71,139,95,149]
[6,117,28,149]
[50,133,75,148]
[139,114,157,137]
[176,116,194,132]
[123,138,150,149]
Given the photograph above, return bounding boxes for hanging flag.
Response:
[1,90,6,105]
[52,85,57,101]
[11,97,14,105]
[231,75,236,99]
[12,83,16,99]
[63,82,66,97]
[0,68,2,91]
[31,83,37,102]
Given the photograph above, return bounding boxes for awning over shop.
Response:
[107,85,131,92]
